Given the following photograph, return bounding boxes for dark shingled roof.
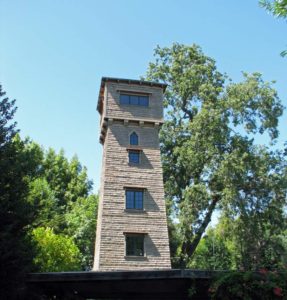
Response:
[97,77,167,114]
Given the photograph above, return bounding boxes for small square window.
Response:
[125,234,145,256]
[125,189,143,210]
[129,150,140,164]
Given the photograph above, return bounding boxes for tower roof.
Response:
[97,77,167,114]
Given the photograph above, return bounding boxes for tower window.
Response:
[128,150,140,164]
[125,234,145,256]
[125,189,143,210]
[130,132,138,145]
[120,94,149,107]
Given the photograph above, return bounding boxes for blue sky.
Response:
[1,0,286,193]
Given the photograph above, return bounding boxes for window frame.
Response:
[125,233,145,257]
[119,93,149,107]
[129,131,139,146]
[128,149,141,164]
[125,188,144,210]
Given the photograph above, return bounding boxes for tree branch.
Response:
[182,195,220,257]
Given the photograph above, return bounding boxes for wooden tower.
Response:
[93,77,171,270]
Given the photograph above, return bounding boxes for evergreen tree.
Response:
[0,85,35,299]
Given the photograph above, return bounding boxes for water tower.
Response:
[93,77,171,270]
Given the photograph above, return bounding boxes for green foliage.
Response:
[191,216,287,270]
[27,178,58,228]
[0,84,18,146]
[259,0,287,56]
[145,43,286,268]
[65,194,98,269]
[189,227,233,270]
[32,227,81,272]
[168,221,183,267]
[260,0,287,18]
[9,139,99,271]
[0,82,98,283]
[43,150,92,210]
[209,270,287,299]
[24,144,98,271]
[0,86,37,298]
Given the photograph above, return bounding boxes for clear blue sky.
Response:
[1,0,286,193]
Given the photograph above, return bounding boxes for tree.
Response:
[260,0,287,18]
[145,44,286,267]
[41,151,93,229]
[191,215,287,270]
[0,86,37,299]
[19,141,98,270]
[32,227,81,272]
[65,194,98,269]
[19,141,98,271]
[188,226,233,270]
[0,84,97,298]
[259,0,287,56]
[0,85,17,147]
[27,177,58,228]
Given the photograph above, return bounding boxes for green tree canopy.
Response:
[191,215,287,270]
[65,194,98,269]
[0,83,98,300]
[260,0,287,18]
[188,226,233,270]
[1,85,98,286]
[0,84,17,147]
[0,85,38,298]
[259,0,287,56]
[23,141,98,270]
[32,227,81,272]
[145,44,287,268]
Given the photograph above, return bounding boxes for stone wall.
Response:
[105,82,164,122]
[94,80,171,271]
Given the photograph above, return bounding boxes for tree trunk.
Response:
[182,196,219,258]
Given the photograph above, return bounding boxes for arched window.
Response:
[130,132,138,145]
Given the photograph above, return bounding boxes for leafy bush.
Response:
[32,227,81,272]
[209,269,287,299]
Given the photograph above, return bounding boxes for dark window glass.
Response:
[125,189,143,210]
[126,190,134,209]
[139,96,149,106]
[119,94,149,107]
[126,235,144,256]
[120,94,130,104]
[130,132,138,145]
[135,191,143,209]
[129,150,140,164]
[130,95,139,105]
